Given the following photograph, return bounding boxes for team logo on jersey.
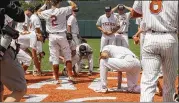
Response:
[102,22,116,26]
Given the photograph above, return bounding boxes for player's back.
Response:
[140,1,178,32]
[103,45,136,58]
[42,7,72,33]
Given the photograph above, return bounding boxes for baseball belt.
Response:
[117,32,128,34]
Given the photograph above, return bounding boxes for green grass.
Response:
[30,39,140,71]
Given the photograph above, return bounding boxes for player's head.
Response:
[104,6,112,18]
[79,45,87,56]
[26,7,34,17]
[73,7,79,16]
[100,50,110,59]
[51,0,61,7]
[37,34,44,42]
[117,4,125,14]
[33,4,42,12]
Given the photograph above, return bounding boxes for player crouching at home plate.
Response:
[97,45,141,93]
[73,41,94,76]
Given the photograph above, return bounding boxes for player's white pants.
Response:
[49,33,71,65]
[72,34,80,45]
[140,33,178,102]
[100,55,141,89]
[140,33,145,60]
[114,33,129,48]
[17,49,32,66]
[74,54,93,74]
[100,35,115,52]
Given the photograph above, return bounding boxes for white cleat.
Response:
[95,85,108,93]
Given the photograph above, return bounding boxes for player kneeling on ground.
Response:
[73,40,93,76]
[97,45,141,93]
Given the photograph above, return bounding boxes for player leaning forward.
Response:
[37,0,78,83]
[131,1,178,102]
[96,6,120,52]
[97,45,141,93]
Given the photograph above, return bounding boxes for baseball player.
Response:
[0,0,27,102]
[29,4,46,76]
[111,4,133,48]
[67,7,80,45]
[37,0,77,84]
[131,1,178,102]
[96,45,141,93]
[73,41,93,76]
[96,6,120,52]
[16,31,44,76]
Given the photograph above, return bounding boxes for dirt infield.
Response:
[3,72,178,102]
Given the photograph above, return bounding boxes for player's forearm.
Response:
[23,26,28,31]
[88,55,93,71]
[67,25,72,33]
[97,26,103,32]
[134,28,143,38]
[32,49,41,71]
[112,26,120,34]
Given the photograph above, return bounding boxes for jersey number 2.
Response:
[51,15,58,26]
[149,0,162,14]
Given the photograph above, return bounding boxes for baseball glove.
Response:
[132,35,140,45]
[66,32,73,40]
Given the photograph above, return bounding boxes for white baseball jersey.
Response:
[67,15,79,35]
[15,14,30,32]
[17,32,37,50]
[30,14,42,32]
[96,14,119,36]
[38,6,72,33]
[114,12,131,33]
[102,45,136,58]
[133,1,178,32]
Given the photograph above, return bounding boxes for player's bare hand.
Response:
[132,35,140,45]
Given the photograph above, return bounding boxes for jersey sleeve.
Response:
[102,45,110,52]
[132,1,142,14]
[96,16,102,26]
[33,17,41,29]
[67,15,74,26]
[38,10,49,20]
[60,6,72,16]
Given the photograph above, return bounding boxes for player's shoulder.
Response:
[100,14,106,18]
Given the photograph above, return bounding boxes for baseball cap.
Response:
[27,7,34,13]
[118,4,125,10]
[79,45,87,53]
[105,6,111,12]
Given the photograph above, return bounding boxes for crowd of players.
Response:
[0,0,178,102]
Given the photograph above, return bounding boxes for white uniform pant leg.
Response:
[72,34,80,45]
[16,49,32,66]
[72,54,80,67]
[49,34,60,65]
[140,33,178,102]
[140,33,145,60]
[160,34,178,102]
[115,33,129,48]
[100,56,141,88]
[88,54,93,72]
[75,58,81,74]
[100,35,115,52]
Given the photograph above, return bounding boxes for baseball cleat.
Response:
[87,71,92,76]
[173,93,179,102]
[95,85,108,93]
[33,71,46,76]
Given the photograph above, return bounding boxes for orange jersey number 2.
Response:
[149,0,162,14]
